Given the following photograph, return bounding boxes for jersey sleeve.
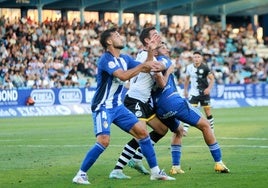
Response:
[185,64,190,76]
[157,56,171,68]
[123,54,141,69]
[204,64,211,76]
[136,51,148,63]
[98,53,120,75]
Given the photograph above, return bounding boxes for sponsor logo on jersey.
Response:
[108,61,116,69]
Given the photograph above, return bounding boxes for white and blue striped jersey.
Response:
[91,52,141,112]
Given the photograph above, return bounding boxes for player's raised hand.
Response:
[148,33,161,51]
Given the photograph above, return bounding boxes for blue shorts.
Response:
[159,117,180,132]
[92,105,139,136]
[156,95,201,126]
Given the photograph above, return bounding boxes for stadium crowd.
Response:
[0,15,267,90]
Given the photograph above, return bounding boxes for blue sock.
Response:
[208,142,222,162]
[171,144,181,166]
[138,136,157,168]
[80,142,106,172]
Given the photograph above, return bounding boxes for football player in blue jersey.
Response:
[152,43,230,174]
[72,28,175,185]
[127,43,229,175]
[109,41,229,178]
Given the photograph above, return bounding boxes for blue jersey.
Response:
[152,55,180,104]
[91,52,140,112]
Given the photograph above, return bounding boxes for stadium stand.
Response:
[0,0,267,89]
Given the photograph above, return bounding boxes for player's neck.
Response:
[143,45,151,51]
[107,48,120,58]
[194,62,201,67]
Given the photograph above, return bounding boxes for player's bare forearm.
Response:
[154,72,166,88]
[113,63,149,81]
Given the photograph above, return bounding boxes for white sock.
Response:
[151,166,160,174]
[78,169,86,175]
[183,126,189,132]
[132,158,142,162]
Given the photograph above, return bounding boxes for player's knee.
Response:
[130,121,149,139]
[97,135,110,147]
[196,117,210,131]
[99,140,110,148]
[177,126,184,137]
[132,127,149,139]
[137,128,149,139]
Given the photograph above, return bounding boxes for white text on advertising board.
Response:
[31,89,55,106]
[59,89,82,105]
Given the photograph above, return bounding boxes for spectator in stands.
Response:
[85,78,91,88]
[0,15,267,90]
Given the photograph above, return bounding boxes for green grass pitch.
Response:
[0,106,268,188]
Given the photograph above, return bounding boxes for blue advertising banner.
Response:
[210,83,268,99]
[0,83,268,118]
[0,87,96,107]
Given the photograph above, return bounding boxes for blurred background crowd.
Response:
[0,15,267,90]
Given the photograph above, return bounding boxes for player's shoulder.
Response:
[120,52,131,57]
[186,63,194,69]
[136,50,148,58]
[200,62,209,68]
[200,62,210,71]
[119,53,132,60]
[99,52,113,62]
[157,55,168,61]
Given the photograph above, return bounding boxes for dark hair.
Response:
[100,27,117,50]
[193,51,202,56]
[139,26,156,46]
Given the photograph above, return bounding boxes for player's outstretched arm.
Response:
[113,62,153,81]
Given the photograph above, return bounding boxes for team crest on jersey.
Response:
[135,111,142,117]
[199,69,204,74]
[108,61,116,69]
[103,121,108,128]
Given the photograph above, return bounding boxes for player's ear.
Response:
[144,37,151,45]
[106,38,113,46]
